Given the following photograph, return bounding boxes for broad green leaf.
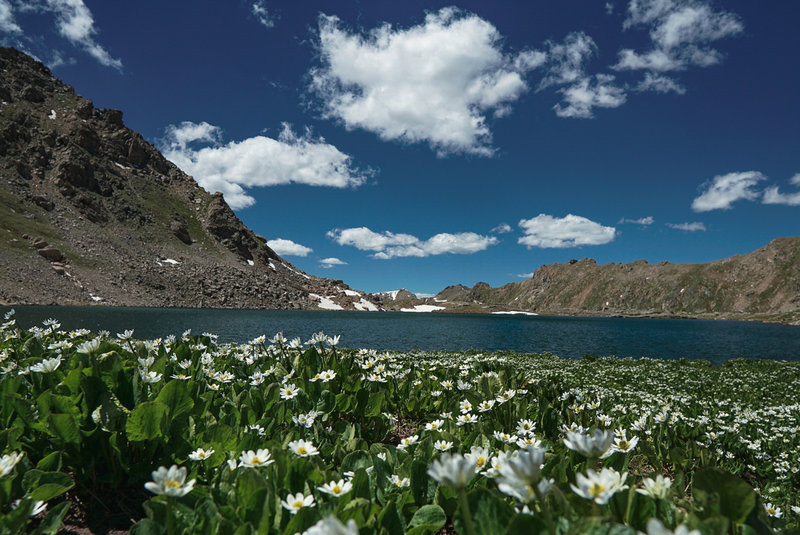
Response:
[377,500,404,535]
[126,401,168,441]
[454,488,514,535]
[365,391,385,417]
[31,501,70,535]
[408,504,446,531]
[155,379,194,419]
[47,413,80,444]
[693,468,756,524]
[22,470,74,501]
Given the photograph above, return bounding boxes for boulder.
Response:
[38,247,64,262]
[32,237,48,249]
[171,220,192,245]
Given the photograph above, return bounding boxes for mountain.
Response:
[0,47,377,310]
[431,238,800,323]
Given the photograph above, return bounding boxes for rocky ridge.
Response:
[0,47,376,311]
[424,238,800,324]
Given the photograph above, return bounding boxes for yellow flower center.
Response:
[165,479,181,490]
[251,457,261,464]
[476,457,486,467]
[589,482,606,497]
[332,485,341,493]
[298,447,307,455]
[293,500,303,508]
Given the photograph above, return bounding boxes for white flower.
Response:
[0,451,24,478]
[517,436,543,450]
[303,515,359,535]
[433,440,453,452]
[140,370,163,384]
[464,446,491,473]
[643,519,701,535]
[459,399,473,413]
[425,419,445,431]
[289,439,319,457]
[496,389,516,403]
[30,356,62,373]
[428,453,476,488]
[11,499,47,516]
[516,419,536,436]
[280,384,300,400]
[292,411,317,428]
[570,468,628,505]
[144,465,196,497]
[764,502,783,518]
[497,447,546,485]
[189,448,215,461]
[318,479,353,497]
[637,474,672,499]
[239,449,274,468]
[478,400,495,412]
[397,435,419,452]
[281,492,315,514]
[389,474,410,488]
[564,429,613,458]
[76,338,101,355]
[456,413,478,426]
[606,435,639,456]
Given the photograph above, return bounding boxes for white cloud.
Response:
[635,72,686,94]
[666,221,706,231]
[251,0,275,29]
[518,214,616,248]
[160,121,369,210]
[691,171,765,212]
[309,8,544,156]
[762,174,800,206]
[517,272,535,278]
[491,223,512,234]
[266,239,313,257]
[619,216,654,225]
[615,0,742,73]
[554,74,627,118]
[327,226,498,259]
[540,32,626,118]
[46,0,122,69]
[0,0,21,34]
[319,257,347,268]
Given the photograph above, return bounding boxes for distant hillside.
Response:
[432,238,800,323]
[0,47,375,310]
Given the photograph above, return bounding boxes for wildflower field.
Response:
[0,310,799,535]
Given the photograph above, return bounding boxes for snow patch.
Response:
[269,262,276,271]
[309,293,344,311]
[48,110,56,119]
[353,298,379,311]
[344,289,361,297]
[155,258,180,267]
[400,304,445,313]
[247,259,254,266]
[433,298,447,303]
[491,311,538,316]
[89,294,103,302]
[114,161,131,169]
[285,264,310,279]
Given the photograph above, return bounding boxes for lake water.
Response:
[2,305,799,364]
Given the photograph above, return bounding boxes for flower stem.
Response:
[458,489,477,535]
[167,497,175,535]
[533,485,556,535]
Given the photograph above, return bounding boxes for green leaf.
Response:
[505,514,548,535]
[693,468,756,524]
[454,488,514,535]
[411,460,433,505]
[365,391,385,417]
[283,507,320,535]
[377,500,404,535]
[408,504,446,531]
[47,413,80,444]
[129,518,162,535]
[22,470,74,501]
[91,392,129,432]
[31,501,70,535]
[35,452,62,472]
[342,451,372,474]
[126,401,169,441]
[155,379,194,419]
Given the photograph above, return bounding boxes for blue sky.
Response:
[3,1,799,295]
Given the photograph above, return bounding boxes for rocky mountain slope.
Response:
[431,237,800,323]
[0,47,375,310]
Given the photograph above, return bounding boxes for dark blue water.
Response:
[3,306,799,364]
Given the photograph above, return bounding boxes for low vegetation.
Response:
[0,309,798,534]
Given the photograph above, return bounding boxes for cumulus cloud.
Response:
[319,257,347,268]
[327,226,498,259]
[0,0,21,34]
[491,223,512,234]
[619,216,654,225]
[160,121,369,210]
[518,214,616,248]
[539,32,626,118]
[46,0,122,69]
[251,0,275,29]
[634,72,686,94]
[666,221,706,231]
[266,239,313,257]
[691,171,765,212]
[309,7,544,156]
[762,174,800,206]
[517,272,535,279]
[615,0,742,74]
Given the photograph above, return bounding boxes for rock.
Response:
[171,220,192,245]
[127,136,149,167]
[38,247,64,262]
[103,108,124,127]
[32,195,54,211]
[51,264,65,275]
[32,237,48,249]
[75,126,101,154]
[76,100,94,119]
[20,85,44,102]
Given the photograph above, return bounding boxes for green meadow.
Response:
[0,309,798,534]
